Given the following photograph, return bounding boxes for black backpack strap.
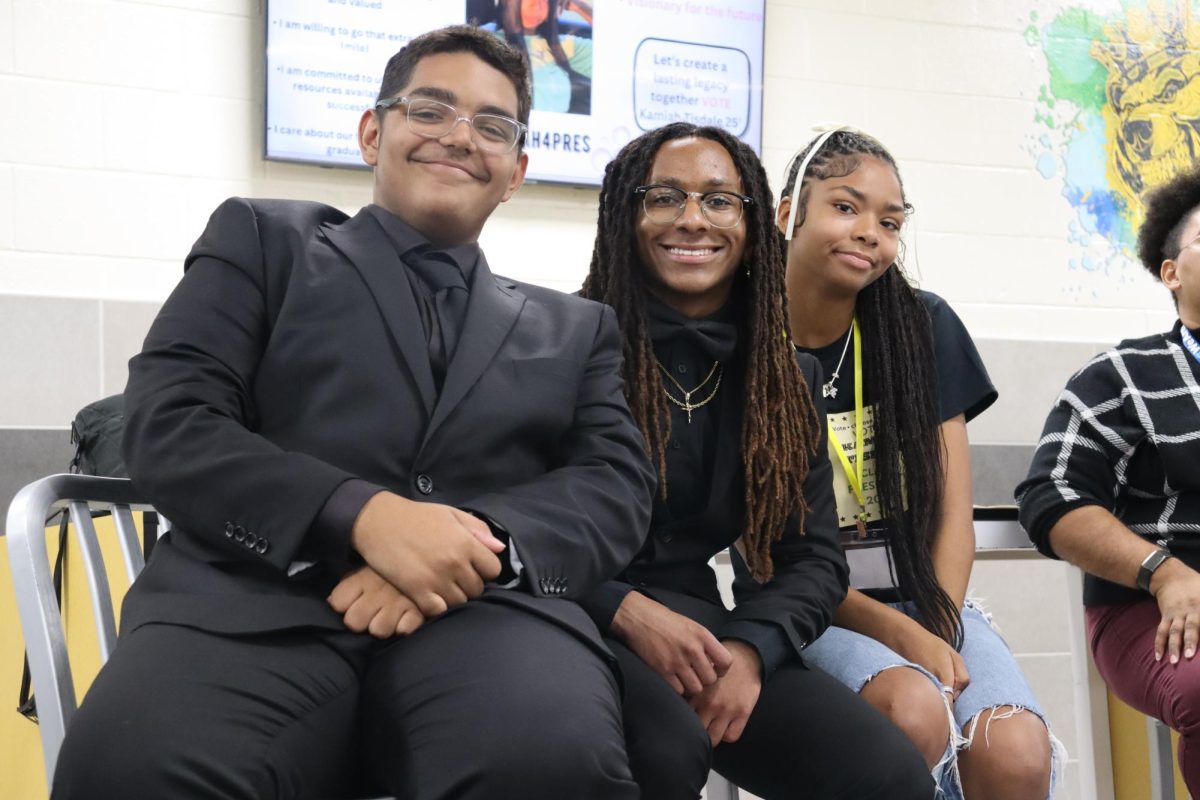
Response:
[143,511,157,560]
[17,510,69,723]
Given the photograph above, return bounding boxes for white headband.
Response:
[782,126,847,241]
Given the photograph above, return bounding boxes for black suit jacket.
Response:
[119,198,655,653]
[581,354,848,663]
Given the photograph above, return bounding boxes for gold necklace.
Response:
[656,359,722,424]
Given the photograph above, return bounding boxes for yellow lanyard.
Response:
[826,317,869,538]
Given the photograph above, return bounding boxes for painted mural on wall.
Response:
[1027,0,1200,282]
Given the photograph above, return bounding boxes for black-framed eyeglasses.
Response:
[634,185,752,228]
[1177,229,1200,258]
[375,96,526,154]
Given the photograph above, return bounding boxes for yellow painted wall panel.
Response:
[1108,689,1189,799]
[2,517,136,799]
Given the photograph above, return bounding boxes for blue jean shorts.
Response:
[801,600,1064,799]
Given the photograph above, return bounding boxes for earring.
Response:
[744,264,751,278]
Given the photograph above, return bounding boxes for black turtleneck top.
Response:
[580,295,849,679]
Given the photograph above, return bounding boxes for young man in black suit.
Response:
[52,26,654,799]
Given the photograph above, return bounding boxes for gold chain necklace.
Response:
[656,359,722,424]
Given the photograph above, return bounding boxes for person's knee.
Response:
[830,740,934,800]
[884,755,939,800]
[961,708,1052,799]
[1162,666,1200,736]
[54,695,283,800]
[53,715,211,799]
[477,722,636,797]
[861,667,949,768]
[53,723,143,799]
[627,708,711,799]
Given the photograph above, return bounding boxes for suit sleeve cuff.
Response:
[576,580,637,631]
[720,620,795,681]
[308,478,385,565]
[463,509,521,586]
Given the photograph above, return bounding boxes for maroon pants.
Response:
[1087,599,1200,794]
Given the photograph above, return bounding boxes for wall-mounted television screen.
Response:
[265,0,766,186]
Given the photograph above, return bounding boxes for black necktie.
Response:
[406,250,469,389]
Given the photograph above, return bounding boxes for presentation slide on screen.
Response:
[265,0,765,185]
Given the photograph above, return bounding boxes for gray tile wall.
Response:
[1,307,1134,799]
[970,338,1111,447]
[971,443,1036,506]
[0,295,162,428]
[101,301,160,397]
[967,337,1114,510]
[0,295,159,514]
[0,295,102,427]
[0,428,75,517]
[0,302,1126,524]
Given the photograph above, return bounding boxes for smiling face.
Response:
[1162,205,1200,327]
[778,156,906,298]
[634,137,748,319]
[358,51,528,247]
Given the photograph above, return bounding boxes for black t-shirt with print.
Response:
[793,290,996,601]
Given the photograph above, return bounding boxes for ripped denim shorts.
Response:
[801,600,1064,800]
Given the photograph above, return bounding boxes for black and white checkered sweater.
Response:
[1017,320,1200,606]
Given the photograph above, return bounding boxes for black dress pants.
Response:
[612,590,935,800]
[52,600,637,800]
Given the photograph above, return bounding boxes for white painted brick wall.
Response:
[0,165,12,250]
[1,0,1180,339]
[8,3,1176,794]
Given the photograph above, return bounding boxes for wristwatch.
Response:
[1137,548,1174,592]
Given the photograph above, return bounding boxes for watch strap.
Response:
[1138,548,1174,593]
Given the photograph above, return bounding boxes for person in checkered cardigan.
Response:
[1018,162,1200,793]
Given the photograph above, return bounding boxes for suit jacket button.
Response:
[415,474,434,495]
[255,539,269,554]
[224,522,234,538]
[244,532,259,548]
[233,525,246,542]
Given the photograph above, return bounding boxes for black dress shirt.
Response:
[301,206,487,572]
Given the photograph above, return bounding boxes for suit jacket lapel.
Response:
[322,210,437,415]
[424,253,525,444]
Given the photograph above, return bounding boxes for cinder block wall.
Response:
[3,2,1188,798]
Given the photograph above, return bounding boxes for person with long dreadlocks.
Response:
[578,122,933,800]
[767,128,1060,799]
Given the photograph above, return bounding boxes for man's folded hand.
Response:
[350,491,505,618]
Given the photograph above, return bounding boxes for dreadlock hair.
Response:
[581,122,820,582]
[1136,162,1200,288]
[781,130,963,648]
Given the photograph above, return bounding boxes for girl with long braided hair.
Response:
[774,128,1059,799]
[578,123,933,800]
